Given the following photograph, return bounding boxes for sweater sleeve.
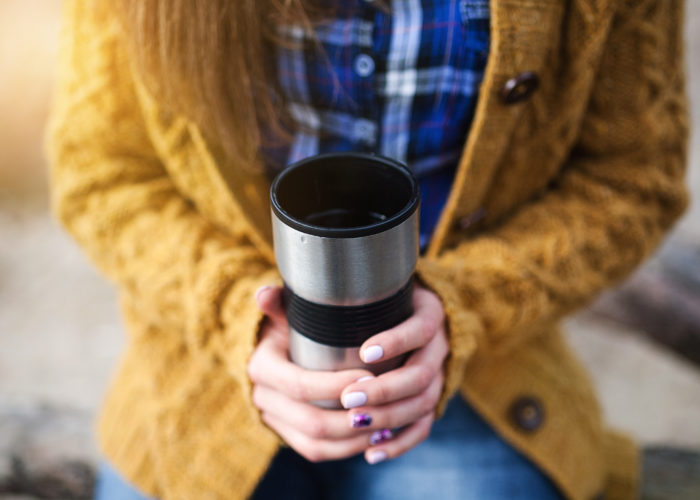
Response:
[417,0,690,408]
[48,0,279,397]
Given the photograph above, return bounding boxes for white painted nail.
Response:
[342,391,368,409]
[356,375,375,383]
[362,345,384,363]
[367,450,388,464]
[254,286,273,302]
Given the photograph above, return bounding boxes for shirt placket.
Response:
[352,0,380,152]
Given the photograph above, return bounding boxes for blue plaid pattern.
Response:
[265,0,490,248]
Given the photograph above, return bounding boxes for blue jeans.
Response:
[95,397,563,500]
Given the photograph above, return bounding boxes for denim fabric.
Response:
[96,397,564,500]
[94,462,154,500]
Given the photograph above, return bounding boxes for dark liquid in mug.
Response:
[304,208,387,228]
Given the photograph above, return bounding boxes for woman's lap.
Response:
[94,462,153,500]
[253,396,563,500]
[96,397,564,500]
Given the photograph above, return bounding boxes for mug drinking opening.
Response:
[271,153,419,238]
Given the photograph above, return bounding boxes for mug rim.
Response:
[270,152,420,238]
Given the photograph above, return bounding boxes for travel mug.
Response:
[270,152,420,407]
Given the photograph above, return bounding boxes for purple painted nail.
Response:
[351,413,372,428]
[369,428,394,445]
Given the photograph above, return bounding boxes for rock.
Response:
[0,403,96,499]
[642,447,700,500]
[591,238,700,368]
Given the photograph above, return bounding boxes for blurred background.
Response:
[0,1,699,499]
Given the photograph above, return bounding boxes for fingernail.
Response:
[255,286,273,302]
[369,428,394,445]
[342,391,368,409]
[367,450,388,464]
[351,413,372,428]
[362,345,383,363]
[356,375,375,383]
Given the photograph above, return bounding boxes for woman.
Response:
[48,0,689,499]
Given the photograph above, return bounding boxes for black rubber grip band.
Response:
[283,280,414,348]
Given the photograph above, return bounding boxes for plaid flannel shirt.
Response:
[265,0,490,249]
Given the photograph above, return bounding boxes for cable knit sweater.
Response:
[48,1,689,499]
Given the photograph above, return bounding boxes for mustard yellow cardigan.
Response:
[48,1,689,499]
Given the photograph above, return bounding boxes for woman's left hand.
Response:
[340,284,449,464]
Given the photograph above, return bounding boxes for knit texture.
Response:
[48,1,689,499]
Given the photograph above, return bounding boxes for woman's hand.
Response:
[340,285,448,464]
[248,286,376,463]
[248,284,448,464]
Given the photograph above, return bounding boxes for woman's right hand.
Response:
[248,286,377,463]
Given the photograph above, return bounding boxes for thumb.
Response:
[255,285,287,326]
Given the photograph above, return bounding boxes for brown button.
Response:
[501,71,540,104]
[509,396,545,433]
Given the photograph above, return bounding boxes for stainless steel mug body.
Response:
[270,153,420,407]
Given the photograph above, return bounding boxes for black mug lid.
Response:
[270,152,420,238]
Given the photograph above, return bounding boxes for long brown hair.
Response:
[114,1,333,166]
[114,2,390,167]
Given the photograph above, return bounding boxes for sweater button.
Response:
[501,71,539,104]
[509,396,545,433]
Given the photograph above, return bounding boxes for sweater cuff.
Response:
[415,258,484,417]
[220,269,283,420]
[602,430,640,500]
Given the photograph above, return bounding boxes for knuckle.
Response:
[247,355,261,383]
[385,411,403,430]
[436,306,446,327]
[290,371,309,401]
[437,333,450,358]
[419,392,436,416]
[374,381,391,404]
[419,421,432,442]
[431,375,444,399]
[414,365,434,391]
[419,315,437,343]
[302,417,327,440]
[435,369,446,389]
[431,294,445,319]
[251,386,264,409]
[303,448,325,463]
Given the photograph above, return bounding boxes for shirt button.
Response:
[354,54,375,77]
[354,119,376,145]
[454,208,487,230]
[500,71,540,104]
[509,395,545,433]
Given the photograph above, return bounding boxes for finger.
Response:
[347,374,443,432]
[261,412,371,463]
[248,337,373,403]
[403,323,449,370]
[359,287,445,364]
[255,285,287,326]
[341,327,448,408]
[364,413,435,464]
[253,384,365,440]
